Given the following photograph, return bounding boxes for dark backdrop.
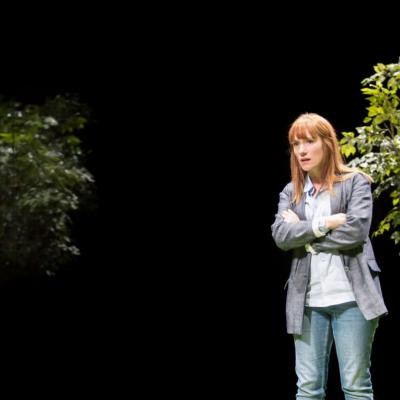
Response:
[0,43,131,395]
[1,14,398,399]
[179,26,400,398]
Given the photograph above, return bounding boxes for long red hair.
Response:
[288,113,372,203]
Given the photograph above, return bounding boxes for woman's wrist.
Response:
[319,217,330,233]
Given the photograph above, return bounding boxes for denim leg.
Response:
[294,307,333,399]
[332,302,378,400]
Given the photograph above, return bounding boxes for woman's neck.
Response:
[309,172,323,186]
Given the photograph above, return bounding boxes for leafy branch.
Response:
[340,58,400,250]
[0,94,95,276]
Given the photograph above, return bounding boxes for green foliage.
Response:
[0,94,95,277]
[339,59,400,249]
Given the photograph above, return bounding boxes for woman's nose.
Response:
[298,144,307,154]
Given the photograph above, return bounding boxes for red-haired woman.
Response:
[272,113,387,399]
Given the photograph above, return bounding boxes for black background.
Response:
[1,10,399,399]
[0,19,132,395]
[180,20,400,399]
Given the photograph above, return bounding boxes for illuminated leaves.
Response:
[340,59,400,250]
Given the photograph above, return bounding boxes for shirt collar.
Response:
[303,175,315,197]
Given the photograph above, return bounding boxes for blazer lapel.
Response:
[292,193,307,220]
[291,179,345,219]
[330,181,343,214]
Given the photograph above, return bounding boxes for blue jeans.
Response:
[294,301,378,399]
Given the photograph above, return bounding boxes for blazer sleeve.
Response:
[271,183,317,251]
[312,173,372,252]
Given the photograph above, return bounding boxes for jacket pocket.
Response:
[367,258,381,272]
[284,278,290,290]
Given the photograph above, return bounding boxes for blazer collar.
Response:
[294,177,343,218]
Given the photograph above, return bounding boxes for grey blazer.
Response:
[271,173,388,335]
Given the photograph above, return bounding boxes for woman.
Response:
[271,113,387,399]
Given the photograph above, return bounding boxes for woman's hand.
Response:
[325,213,347,230]
[282,209,300,223]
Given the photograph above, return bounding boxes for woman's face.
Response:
[292,132,324,177]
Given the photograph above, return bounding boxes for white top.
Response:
[303,175,355,307]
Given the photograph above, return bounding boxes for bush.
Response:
[0,94,95,278]
[340,59,400,249]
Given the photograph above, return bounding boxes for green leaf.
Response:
[341,144,356,158]
[0,94,96,275]
[342,58,400,249]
